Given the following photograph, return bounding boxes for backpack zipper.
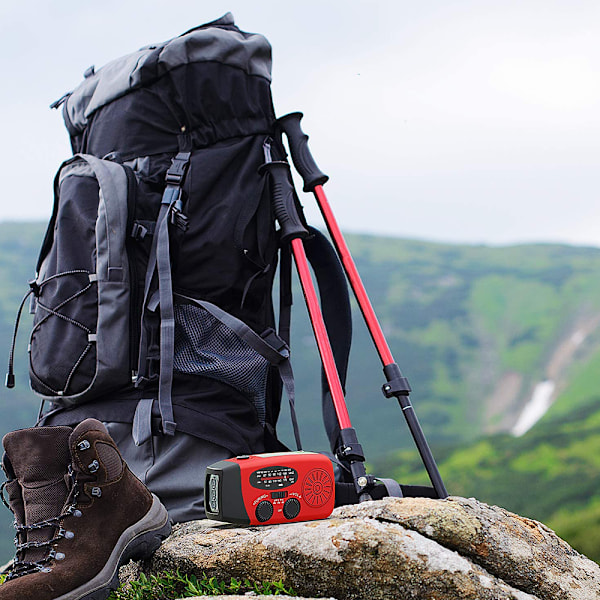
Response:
[123,165,141,377]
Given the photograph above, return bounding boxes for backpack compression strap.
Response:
[137,152,191,436]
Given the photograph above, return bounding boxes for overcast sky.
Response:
[1,0,599,246]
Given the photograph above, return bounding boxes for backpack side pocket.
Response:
[29,155,133,404]
[173,294,293,426]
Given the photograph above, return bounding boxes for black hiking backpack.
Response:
[6,14,352,520]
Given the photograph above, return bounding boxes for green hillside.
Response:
[279,235,600,457]
[1,222,600,564]
[0,222,47,430]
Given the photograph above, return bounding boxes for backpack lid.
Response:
[61,13,272,136]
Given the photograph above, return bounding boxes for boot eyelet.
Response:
[91,487,102,498]
[73,510,82,518]
[88,460,100,473]
[77,440,91,451]
[55,552,66,561]
[65,531,75,539]
[41,567,52,573]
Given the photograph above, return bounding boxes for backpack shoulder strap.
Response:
[303,227,352,453]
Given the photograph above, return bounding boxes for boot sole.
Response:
[54,494,171,600]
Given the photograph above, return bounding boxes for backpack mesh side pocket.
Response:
[173,302,269,423]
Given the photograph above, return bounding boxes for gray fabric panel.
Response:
[87,154,131,398]
[58,159,95,186]
[64,49,149,133]
[105,422,233,522]
[59,154,129,280]
[86,154,129,281]
[64,14,272,132]
[155,23,272,83]
[132,398,154,446]
[95,280,131,387]
[51,155,131,405]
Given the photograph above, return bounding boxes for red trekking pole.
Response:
[260,145,373,502]
[277,113,448,499]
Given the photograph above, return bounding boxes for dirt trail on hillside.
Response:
[485,371,523,432]
[545,313,600,380]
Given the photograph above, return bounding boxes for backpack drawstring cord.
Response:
[5,288,34,389]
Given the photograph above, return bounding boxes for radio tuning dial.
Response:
[283,497,301,520]
[255,500,274,522]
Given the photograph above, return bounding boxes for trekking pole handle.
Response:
[260,160,310,244]
[277,112,329,192]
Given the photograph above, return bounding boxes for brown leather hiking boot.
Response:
[0,418,171,600]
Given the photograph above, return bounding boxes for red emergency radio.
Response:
[205,451,335,525]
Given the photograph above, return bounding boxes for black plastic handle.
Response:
[261,161,310,244]
[277,112,329,192]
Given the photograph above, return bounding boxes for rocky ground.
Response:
[121,496,600,600]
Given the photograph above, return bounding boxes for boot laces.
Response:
[3,464,86,579]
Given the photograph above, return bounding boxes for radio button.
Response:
[283,498,301,520]
[255,500,274,522]
[271,491,287,500]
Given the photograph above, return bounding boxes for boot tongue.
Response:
[3,426,73,564]
[3,426,72,484]
[68,418,109,448]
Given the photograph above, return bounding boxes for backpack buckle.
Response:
[131,223,149,241]
[170,203,189,232]
[261,328,290,360]
[164,152,191,186]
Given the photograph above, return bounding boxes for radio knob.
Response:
[283,498,301,520]
[255,500,274,522]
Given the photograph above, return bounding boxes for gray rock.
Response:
[335,496,600,600]
[131,497,600,600]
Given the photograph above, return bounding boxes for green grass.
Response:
[548,498,600,563]
[0,570,295,597]
[108,571,295,599]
